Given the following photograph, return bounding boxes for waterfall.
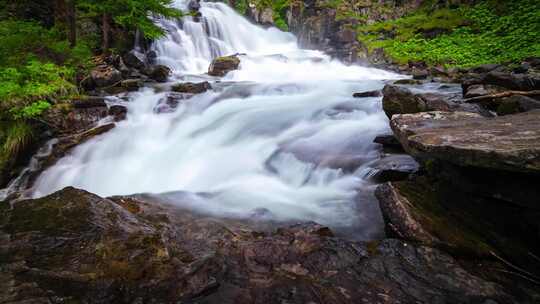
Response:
[30,0,403,240]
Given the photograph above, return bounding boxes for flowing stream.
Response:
[30,1,403,240]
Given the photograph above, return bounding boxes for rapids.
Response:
[30,0,403,240]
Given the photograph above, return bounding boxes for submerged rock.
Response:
[0,187,516,303]
[208,55,241,77]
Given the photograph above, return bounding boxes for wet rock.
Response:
[373,134,402,150]
[259,7,274,26]
[123,52,146,70]
[45,101,108,135]
[367,154,419,183]
[383,84,490,118]
[496,95,540,115]
[41,124,115,170]
[464,84,506,99]
[121,79,143,92]
[382,85,427,118]
[154,92,194,113]
[90,65,122,88]
[172,81,211,94]
[208,55,241,77]
[352,90,381,98]
[108,105,128,121]
[375,176,540,284]
[390,110,540,174]
[412,68,429,80]
[144,65,171,82]
[188,0,201,12]
[393,78,423,85]
[469,64,503,74]
[483,71,540,91]
[375,181,438,244]
[0,187,516,303]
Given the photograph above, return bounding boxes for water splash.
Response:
[30,0,403,239]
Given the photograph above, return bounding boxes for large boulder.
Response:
[0,187,517,303]
[208,55,241,77]
[375,178,540,276]
[390,110,540,175]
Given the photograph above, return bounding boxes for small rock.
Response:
[393,79,423,85]
[368,154,419,183]
[464,84,506,99]
[373,134,402,149]
[208,55,241,77]
[123,52,146,70]
[121,79,143,92]
[353,90,381,98]
[172,81,211,94]
[412,68,429,80]
[108,105,128,121]
[469,64,503,74]
[145,65,171,83]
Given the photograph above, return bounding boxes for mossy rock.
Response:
[376,176,540,275]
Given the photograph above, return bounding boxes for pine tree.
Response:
[77,0,182,52]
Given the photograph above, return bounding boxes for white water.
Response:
[31,0,402,239]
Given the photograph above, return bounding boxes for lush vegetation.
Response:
[233,0,291,31]
[0,0,182,183]
[357,0,540,67]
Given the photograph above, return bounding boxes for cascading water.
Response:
[30,0,403,239]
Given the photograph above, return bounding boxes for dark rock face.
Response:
[390,110,540,174]
[285,0,423,63]
[0,187,516,303]
[172,81,212,94]
[208,55,241,77]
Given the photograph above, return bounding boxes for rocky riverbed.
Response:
[1,1,540,303]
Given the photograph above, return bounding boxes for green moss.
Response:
[6,190,93,234]
[394,178,494,257]
[356,0,540,67]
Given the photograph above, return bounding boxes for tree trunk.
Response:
[67,0,77,47]
[54,0,67,28]
[102,13,111,53]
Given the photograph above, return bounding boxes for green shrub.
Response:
[357,0,540,67]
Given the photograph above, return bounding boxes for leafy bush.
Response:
[0,60,76,120]
[357,0,540,67]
